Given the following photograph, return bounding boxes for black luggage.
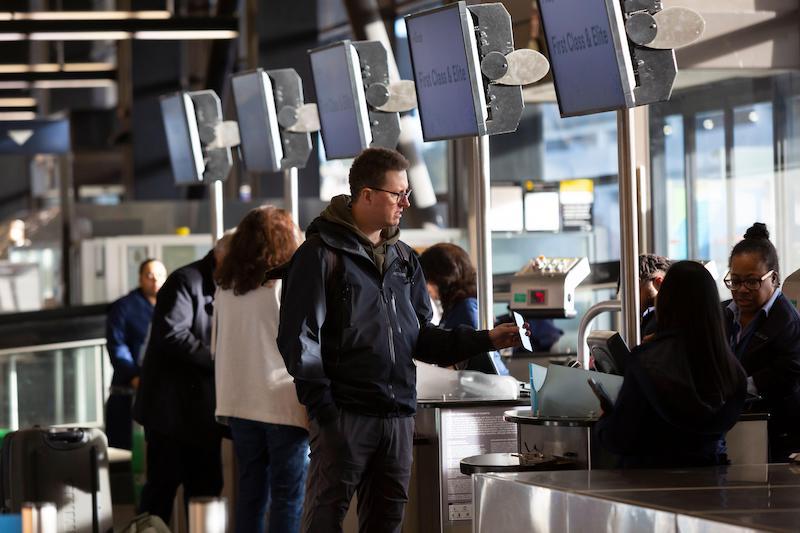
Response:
[0,427,113,533]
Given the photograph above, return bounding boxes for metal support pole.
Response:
[617,109,641,347]
[59,153,74,306]
[474,135,493,331]
[283,167,299,224]
[210,180,224,244]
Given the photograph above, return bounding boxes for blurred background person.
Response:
[105,258,166,450]
[637,254,672,338]
[419,243,509,374]
[596,261,746,468]
[724,222,800,462]
[213,206,308,533]
[133,234,232,524]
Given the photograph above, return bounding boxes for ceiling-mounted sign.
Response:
[0,119,70,155]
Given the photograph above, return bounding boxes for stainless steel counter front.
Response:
[473,464,800,532]
[410,398,527,533]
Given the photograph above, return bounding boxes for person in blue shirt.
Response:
[105,258,167,450]
[419,243,509,374]
[723,222,800,462]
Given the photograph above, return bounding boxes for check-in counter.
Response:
[504,408,770,469]
[408,398,527,533]
[472,464,800,532]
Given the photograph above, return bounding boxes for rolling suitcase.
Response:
[0,427,113,533]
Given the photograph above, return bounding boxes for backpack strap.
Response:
[393,242,416,284]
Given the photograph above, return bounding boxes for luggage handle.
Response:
[44,428,87,449]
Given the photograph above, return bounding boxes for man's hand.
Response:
[489,322,531,350]
[131,376,140,389]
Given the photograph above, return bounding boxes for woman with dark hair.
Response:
[213,206,308,533]
[419,243,509,374]
[724,222,800,462]
[596,260,746,468]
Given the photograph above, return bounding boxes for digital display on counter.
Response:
[309,42,372,160]
[405,3,485,140]
[529,289,547,304]
[538,0,632,116]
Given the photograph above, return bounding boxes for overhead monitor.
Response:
[405,2,487,141]
[0,119,71,155]
[160,93,205,185]
[231,69,284,173]
[309,41,372,160]
[538,0,635,117]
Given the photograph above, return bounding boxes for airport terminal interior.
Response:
[0,0,799,532]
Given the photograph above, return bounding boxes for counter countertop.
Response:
[504,408,769,426]
[473,464,800,532]
[417,398,528,409]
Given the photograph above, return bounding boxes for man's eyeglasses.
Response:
[369,187,412,204]
[723,270,774,291]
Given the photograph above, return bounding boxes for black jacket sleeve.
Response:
[594,366,650,456]
[408,253,495,366]
[149,270,212,372]
[277,241,338,425]
[752,318,800,402]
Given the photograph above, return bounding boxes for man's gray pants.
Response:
[302,410,414,533]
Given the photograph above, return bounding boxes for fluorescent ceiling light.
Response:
[29,31,131,40]
[133,30,239,40]
[0,79,116,89]
[0,97,36,107]
[0,11,171,21]
[0,63,114,73]
[0,111,36,120]
[0,17,239,41]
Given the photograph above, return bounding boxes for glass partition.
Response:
[0,339,107,431]
[650,73,800,289]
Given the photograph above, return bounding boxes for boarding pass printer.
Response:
[509,256,590,318]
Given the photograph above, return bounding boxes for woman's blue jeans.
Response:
[228,417,309,533]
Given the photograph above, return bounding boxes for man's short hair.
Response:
[349,147,410,198]
[639,254,672,282]
[138,258,159,276]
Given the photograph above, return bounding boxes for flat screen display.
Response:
[538,0,632,117]
[231,69,284,173]
[405,3,484,141]
[309,42,372,160]
[160,93,205,185]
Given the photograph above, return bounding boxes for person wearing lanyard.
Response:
[723,222,800,462]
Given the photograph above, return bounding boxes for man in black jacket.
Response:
[278,148,526,533]
[133,235,231,523]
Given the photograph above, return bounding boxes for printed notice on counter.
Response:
[440,409,518,521]
[538,0,628,116]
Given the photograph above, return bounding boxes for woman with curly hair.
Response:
[419,243,509,374]
[213,206,307,533]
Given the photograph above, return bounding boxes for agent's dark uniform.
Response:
[278,198,495,533]
[133,251,225,523]
[596,332,746,468]
[105,288,153,450]
[724,290,800,462]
